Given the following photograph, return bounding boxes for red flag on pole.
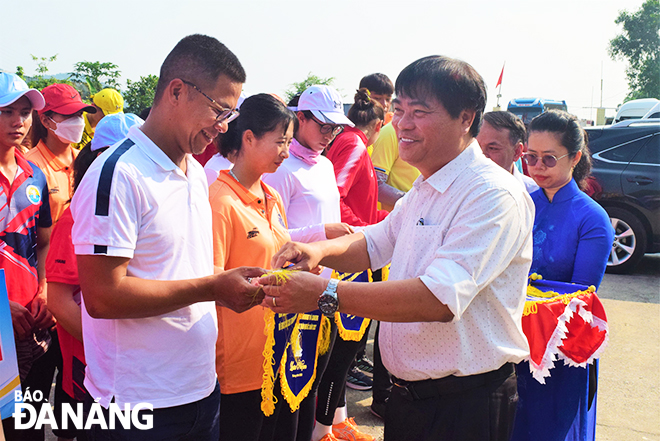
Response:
[496,64,505,88]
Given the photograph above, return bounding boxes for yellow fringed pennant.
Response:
[333,270,372,341]
[278,313,322,413]
[261,309,277,416]
[318,315,331,356]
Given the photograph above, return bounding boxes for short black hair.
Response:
[483,111,526,146]
[154,34,246,103]
[395,56,486,138]
[359,73,394,96]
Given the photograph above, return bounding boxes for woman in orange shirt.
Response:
[27,83,96,223]
[209,93,297,441]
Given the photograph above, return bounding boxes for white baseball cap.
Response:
[91,113,144,151]
[294,85,353,127]
[0,72,45,110]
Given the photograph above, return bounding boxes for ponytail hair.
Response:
[219,93,295,158]
[347,88,384,128]
[529,110,592,189]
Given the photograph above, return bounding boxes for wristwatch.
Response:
[318,279,339,317]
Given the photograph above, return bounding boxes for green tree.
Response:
[123,75,159,115]
[69,61,121,97]
[32,54,58,76]
[285,72,335,102]
[24,54,72,90]
[609,0,660,101]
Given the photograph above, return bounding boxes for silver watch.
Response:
[318,279,339,317]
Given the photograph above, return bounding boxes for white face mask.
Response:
[49,115,85,144]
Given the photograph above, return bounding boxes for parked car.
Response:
[585,120,660,273]
[614,98,660,123]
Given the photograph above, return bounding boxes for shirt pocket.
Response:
[408,224,448,263]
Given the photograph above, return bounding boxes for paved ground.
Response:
[347,254,660,441]
[41,255,659,441]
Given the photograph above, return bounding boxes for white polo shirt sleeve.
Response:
[71,149,141,258]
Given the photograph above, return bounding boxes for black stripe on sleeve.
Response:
[95,139,135,217]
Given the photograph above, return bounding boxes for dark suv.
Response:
[585,120,660,273]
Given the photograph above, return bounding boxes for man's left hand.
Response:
[213,267,267,313]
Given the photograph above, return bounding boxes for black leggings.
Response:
[314,321,371,426]
[295,320,338,441]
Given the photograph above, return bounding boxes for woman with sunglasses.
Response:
[210,93,297,441]
[511,110,613,441]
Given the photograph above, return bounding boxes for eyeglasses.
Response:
[310,116,343,136]
[523,152,570,168]
[180,79,240,125]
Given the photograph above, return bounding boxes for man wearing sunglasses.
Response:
[70,35,264,440]
[477,111,539,193]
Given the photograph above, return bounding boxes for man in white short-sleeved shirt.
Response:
[260,56,534,441]
[71,35,263,440]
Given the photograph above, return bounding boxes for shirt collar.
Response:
[550,178,580,203]
[14,149,34,177]
[413,139,481,193]
[218,170,277,206]
[129,126,183,174]
[35,140,72,172]
[341,126,369,145]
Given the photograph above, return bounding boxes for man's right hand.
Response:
[271,242,322,272]
[213,267,267,313]
[10,300,35,340]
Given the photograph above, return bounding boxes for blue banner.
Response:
[0,270,21,419]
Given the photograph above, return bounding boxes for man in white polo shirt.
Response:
[71,34,262,440]
[261,56,534,441]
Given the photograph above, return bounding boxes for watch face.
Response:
[318,294,338,316]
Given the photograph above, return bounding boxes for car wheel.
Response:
[606,207,648,274]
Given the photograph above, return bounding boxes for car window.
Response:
[598,136,650,163]
[629,134,660,166]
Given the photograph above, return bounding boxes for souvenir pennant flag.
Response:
[0,270,21,419]
[522,275,608,384]
[279,311,325,412]
[333,271,372,341]
[261,311,298,416]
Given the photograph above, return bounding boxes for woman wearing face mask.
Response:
[27,83,96,223]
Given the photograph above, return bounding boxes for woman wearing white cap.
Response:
[0,72,56,440]
[262,85,372,441]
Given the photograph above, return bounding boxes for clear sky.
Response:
[1,0,645,121]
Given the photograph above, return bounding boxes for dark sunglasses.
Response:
[523,153,570,168]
